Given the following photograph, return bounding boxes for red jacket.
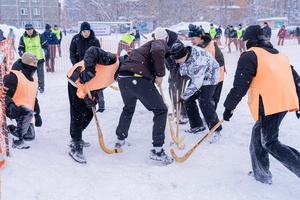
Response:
[277,28,286,38]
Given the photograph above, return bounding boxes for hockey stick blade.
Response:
[171,119,224,163]
[86,83,123,154]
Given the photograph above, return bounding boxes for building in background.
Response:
[0,0,60,29]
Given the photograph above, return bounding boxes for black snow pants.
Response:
[68,82,94,140]
[185,85,222,131]
[116,76,167,147]
[250,111,300,182]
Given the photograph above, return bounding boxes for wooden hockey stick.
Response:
[109,85,120,91]
[85,83,123,154]
[168,90,175,121]
[158,85,184,144]
[170,119,224,163]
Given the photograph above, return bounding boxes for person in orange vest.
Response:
[4,52,42,149]
[66,46,119,164]
[188,24,225,110]
[223,25,300,184]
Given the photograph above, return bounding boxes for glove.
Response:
[223,108,233,121]
[296,110,300,119]
[35,114,42,127]
[8,103,21,119]
[95,90,105,113]
[178,96,185,104]
[84,95,95,109]
[79,69,95,84]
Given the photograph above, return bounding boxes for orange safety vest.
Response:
[11,70,38,110]
[247,47,298,121]
[204,41,225,82]
[67,60,119,98]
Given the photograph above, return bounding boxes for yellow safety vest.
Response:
[23,35,44,60]
[52,29,61,40]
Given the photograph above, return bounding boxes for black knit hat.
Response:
[171,43,188,60]
[80,22,91,32]
[45,23,51,30]
[243,25,264,41]
[188,24,203,37]
[25,23,34,30]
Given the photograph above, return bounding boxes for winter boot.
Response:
[69,139,90,148]
[12,138,30,149]
[23,123,35,141]
[149,148,173,165]
[209,131,221,144]
[7,124,17,137]
[178,115,189,124]
[114,139,126,149]
[69,140,87,164]
[185,126,206,134]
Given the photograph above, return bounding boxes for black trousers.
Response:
[185,85,222,131]
[212,81,223,110]
[68,83,94,140]
[250,111,300,182]
[116,77,167,147]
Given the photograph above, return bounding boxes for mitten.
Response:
[79,69,95,84]
[223,108,233,121]
[8,103,21,119]
[296,110,300,119]
[84,95,95,109]
[35,114,42,127]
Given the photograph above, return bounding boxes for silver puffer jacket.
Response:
[180,46,220,100]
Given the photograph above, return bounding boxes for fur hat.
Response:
[243,25,264,41]
[22,52,38,66]
[154,27,168,40]
[80,22,91,32]
[171,43,188,60]
[25,23,34,30]
[188,24,203,37]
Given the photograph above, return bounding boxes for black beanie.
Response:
[80,22,91,32]
[188,24,203,38]
[45,24,51,30]
[171,43,188,60]
[243,25,264,41]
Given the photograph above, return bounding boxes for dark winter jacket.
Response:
[229,29,237,38]
[18,30,47,62]
[69,30,101,65]
[4,59,40,115]
[198,33,225,67]
[262,25,272,38]
[119,40,168,79]
[296,27,300,36]
[41,29,58,45]
[223,37,300,116]
[224,27,230,36]
[165,29,182,74]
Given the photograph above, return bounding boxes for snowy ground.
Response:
[1,23,300,200]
